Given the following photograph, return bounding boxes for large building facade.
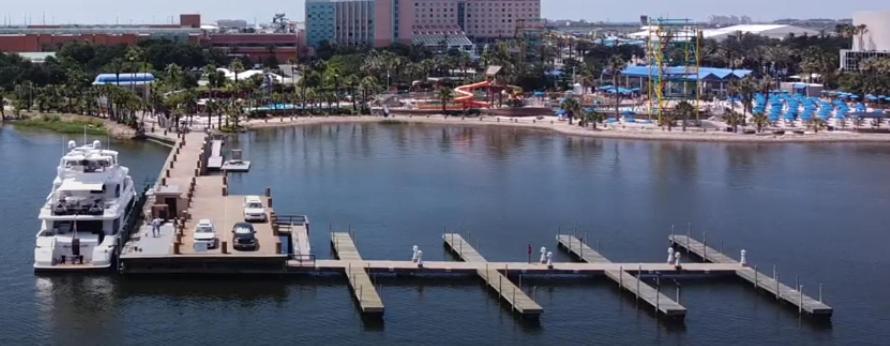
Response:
[0,14,306,63]
[305,0,541,48]
[841,10,890,71]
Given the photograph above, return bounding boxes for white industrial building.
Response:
[628,24,818,42]
[841,10,890,71]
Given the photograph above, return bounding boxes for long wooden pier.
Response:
[669,234,832,317]
[557,235,687,318]
[120,131,286,274]
[442,233,543,317]
[118,130,833,322]
[331,232,384,315]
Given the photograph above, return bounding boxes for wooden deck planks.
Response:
[331,232,384,315]
[669,234,832,316]
[442,234,543,316]
[556,235,687,317]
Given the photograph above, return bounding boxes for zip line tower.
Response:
[644,17,702,123]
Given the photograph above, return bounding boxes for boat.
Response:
[33,140,137,271]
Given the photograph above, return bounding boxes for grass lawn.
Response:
[13,115,107,136]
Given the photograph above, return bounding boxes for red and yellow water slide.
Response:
[453,80,493,109]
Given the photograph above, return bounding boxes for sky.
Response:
[0,0,886,25]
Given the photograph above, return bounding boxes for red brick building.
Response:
[0,14,305,63]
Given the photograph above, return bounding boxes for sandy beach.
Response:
[243,114,890,144]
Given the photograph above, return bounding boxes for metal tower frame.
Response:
[645,17,702,123]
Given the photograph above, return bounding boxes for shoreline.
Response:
[243,115,890,144]
[4,113,136,139]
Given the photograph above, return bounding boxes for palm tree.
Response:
[607,55,627,122]
[584,108,607,129]
[359,76,380,114]
[674,101,695,132]
[731,77,757,118]
[205,64,225,128]
[726,111,745,133]
[560,97,581,125]
[752,114,770,133]
[343,75,359,113]
[856,24,869,50]
[436,86,454,114]
[812,117,827,133]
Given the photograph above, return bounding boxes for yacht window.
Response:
[113,219,121,235]
[115,184,120,198]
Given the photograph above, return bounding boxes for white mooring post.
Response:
[636,264,641,303]
[412,245,419,262]
[740,249,747,266]
[676,283,681,304]
[539,246,547,264]
[754,265,758,288]
[655,276,661,314]
[667,247,675,264]
[619,266,623,288]
[799,284,804,315]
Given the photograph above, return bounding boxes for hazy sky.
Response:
[0,0,886,25]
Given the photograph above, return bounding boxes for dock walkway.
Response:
[669,235,832,316]
[331,232,384,315]
[121,131,285,274]
[557,235,686,317]
[443,233,543,317]
[207,139,223,170]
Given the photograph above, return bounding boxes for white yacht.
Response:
[34,140,137,271]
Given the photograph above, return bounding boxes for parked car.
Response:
[193,219,218,250]
[232,222,258,251]
[243,195,267,222]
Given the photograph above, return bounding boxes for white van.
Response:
[243,196,267,222]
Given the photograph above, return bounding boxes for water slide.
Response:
[454,80,493,109]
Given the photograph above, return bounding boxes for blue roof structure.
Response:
[93,73,155,86]
[620,65,752,81]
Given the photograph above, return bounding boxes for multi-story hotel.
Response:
[305,0,541,48]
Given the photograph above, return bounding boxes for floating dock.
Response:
[557,235,686,318]
[115,129,833,322]
[331,232,384,315]
[207,139,223,171]
[669,234,832,317]
[443,233,543,317]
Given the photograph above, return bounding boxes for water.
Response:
[2,123,890,345]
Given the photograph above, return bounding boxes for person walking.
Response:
[151,218,162,238]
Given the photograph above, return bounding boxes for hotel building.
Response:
[305,0,541,48]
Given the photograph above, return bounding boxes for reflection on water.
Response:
[4,124,890,344]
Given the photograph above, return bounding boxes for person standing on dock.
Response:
[151,218,162,238]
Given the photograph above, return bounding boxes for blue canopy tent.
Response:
[817,101,833,120]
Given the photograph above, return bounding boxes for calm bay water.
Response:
[2,123,890,345]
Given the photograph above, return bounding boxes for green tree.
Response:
[607,55,627,121]
[436,86,454,113]
[752,114,770,133]
[560,97,581,125]
[674,101,695,132]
